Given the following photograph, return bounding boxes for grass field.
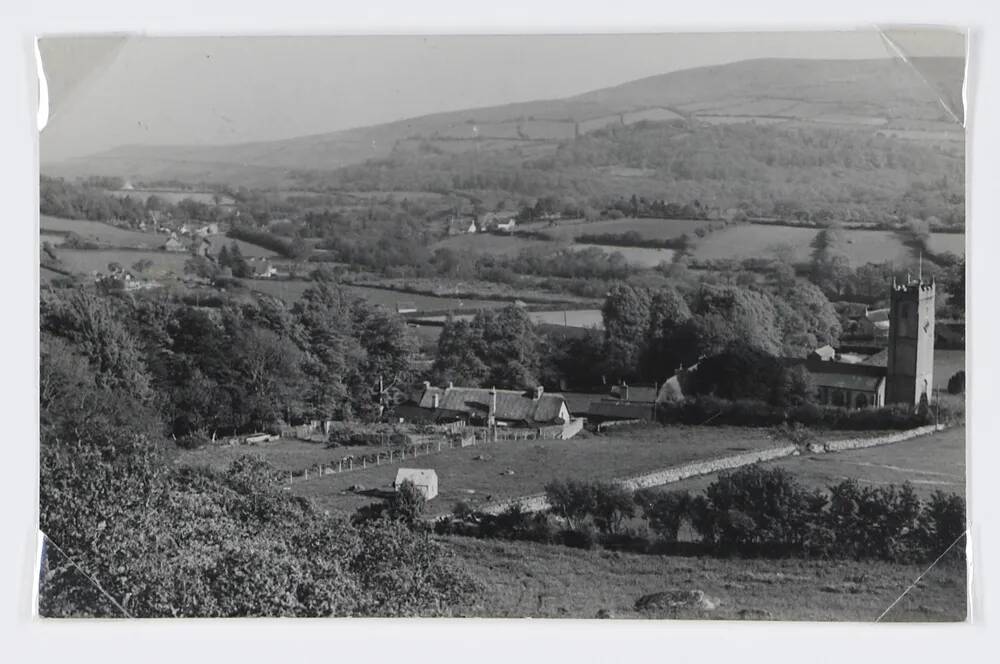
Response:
[41,215,164,249]
[690,225,965,265]
[247,279,510,311]
[289,425,785,517]
[56,248,191,277]
[518,217,710,241]
[175,438,387,475]
[445,535,966,620]
[434,234,675,268]
[41,215,276,258]
[665,426,966,499]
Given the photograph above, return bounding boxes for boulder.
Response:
[595,609,614,619]
[736,608,773,621]
[635,590,719,616]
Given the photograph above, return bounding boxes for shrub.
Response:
[947,370,965,395]
[690,466,828,556]
[544,479,596,530]
[590,482,636,534]
[634,489,693,542]
[917,490,967,560]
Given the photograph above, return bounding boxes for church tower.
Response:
[886,279,936,406]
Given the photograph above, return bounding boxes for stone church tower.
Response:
[886,279,936,406]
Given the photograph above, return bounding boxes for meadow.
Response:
[689,224,965,265]
[518,217,710,241]
[289,425,786,517]
[175,438,387,475]
[664,426,965,499]
[246,279,510,311]
[40,215,275,258]
[445,535,966,620]
[433,233,675,268]
[55,249,191,278]
[41,215,164,249]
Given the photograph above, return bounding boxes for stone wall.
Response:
[479,424,950,516]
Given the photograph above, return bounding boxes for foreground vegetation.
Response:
[445,535,966,620]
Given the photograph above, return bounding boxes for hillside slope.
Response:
[44,57,964,186]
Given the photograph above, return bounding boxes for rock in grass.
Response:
[737,608,773,620]
[635,589,719,615]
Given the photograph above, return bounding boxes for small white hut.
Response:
[394,468,439,500]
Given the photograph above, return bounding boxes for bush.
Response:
[947,370,965,395]
[917,490,967,560]
[634,489,693,542]
[690,466,828,556]
[826,480,923,561]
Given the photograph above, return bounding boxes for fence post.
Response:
[348,458,353,470]
[338,460,343,472]
[362,457,366,469]
[303,468,308,480]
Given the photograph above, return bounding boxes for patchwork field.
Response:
[247,279,510,311]
[41,215,164,249]
[41,215,276,258]
[289,425,786,517]
[446,535,966,621]
[518,217,710,241]
[55,248,191,278]
[665,426,966,499]
[690,225,965,265]
[433,233,675,268]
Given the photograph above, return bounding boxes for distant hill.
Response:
[43,57,965,187]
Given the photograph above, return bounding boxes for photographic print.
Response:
[36,29,967,620]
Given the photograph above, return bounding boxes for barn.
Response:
[394,468,439,500]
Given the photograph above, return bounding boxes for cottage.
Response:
[162,236,186,252]
[415,383,570,427]
[394,468,438,500]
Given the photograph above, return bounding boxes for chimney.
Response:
[447,381,453,390]
[534,385,544,400]
[423,380,431,391]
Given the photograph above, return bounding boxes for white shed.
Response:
[394,468,439,500]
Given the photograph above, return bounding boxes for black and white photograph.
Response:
[33,28,969,621]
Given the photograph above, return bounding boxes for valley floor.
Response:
[444,536,967,621]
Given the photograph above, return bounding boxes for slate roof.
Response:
[418,386,568,424]
[811,372,885,393]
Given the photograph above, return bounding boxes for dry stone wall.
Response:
[479,425,950,516]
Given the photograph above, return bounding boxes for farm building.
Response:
[447,216,478,235]
[162,236,186,252]
[394,468,438,500]
[477,211,518,233]
[413,383,571,427]
[859,307,891,341]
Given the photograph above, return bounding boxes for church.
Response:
[655,278,937,411]
[802,277,936,409]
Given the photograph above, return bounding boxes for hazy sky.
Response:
[38,30,965,162]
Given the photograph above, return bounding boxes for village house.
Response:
[859,306,891,341]
[162,235,186,252]
[408,383,571,428]
[247,256,277,278]
[447,216,478,235]
[477,211,518,233]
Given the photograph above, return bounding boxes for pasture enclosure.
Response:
[690,225,965,265]
[289,425,784,516]
[518,217,710,241]
[56,248,190,277]
[664,426,965,499]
